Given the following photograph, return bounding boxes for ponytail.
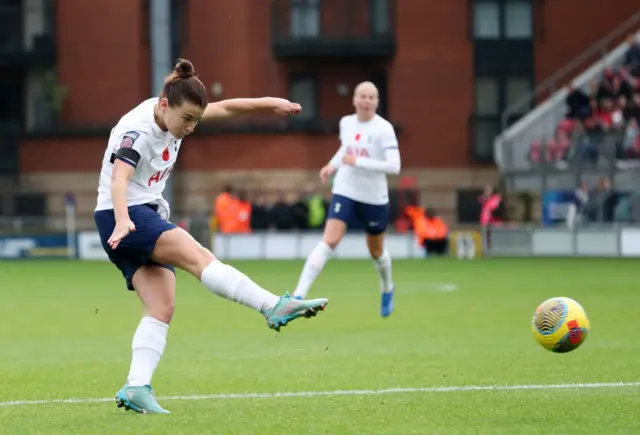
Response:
[160,58,208,108]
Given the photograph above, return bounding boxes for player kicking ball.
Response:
[292,81,401,317]
[94,59,328,414]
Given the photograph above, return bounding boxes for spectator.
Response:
[623,118,640,159]
[479,185,503,226]
[587,78,600,101]
[234,191,252,233]
[291,191,309,230]
[303,183,327,230]
[576,182,590,211]
[269,191,294,230]
[623,34,640,75]
[422,208,449,256]
[596,68,617,100]
[213,184,239,233]
[595,97,624,133]
[629,191,640,222]
[623,117,639,149]
[250,193,271,230]
[572,120,598,163]
[567,182,590,228]
[624,91,640,123]
[611,73,635,101]
[404,205,449,256]
[589,177,619,222]
[566,85,591,120]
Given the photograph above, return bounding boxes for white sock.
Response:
[374,250,394,293]
[127,316,169,387]
[200,260,280,313]
[293,241,333,299]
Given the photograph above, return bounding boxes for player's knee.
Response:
[323,237,341,250]
[154,229,215,277]
[323,221,346,248]
[368,245,384,259]
[366,234,385,258]
[148,299,175,324]
[179,245,215,278]
[194,246,216,277]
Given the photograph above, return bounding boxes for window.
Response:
[0,73,22,123]
[505,77,533,114]
[0,4,22,52]
[371,0,390,35]
[473,118,501,160]
[472,1,499,39]
[474,77,500,115]
[289,75,317,119]
[472,0,533,40]
[505,1,532,39]
[369,72,388,117]
[170,0,186,62]
[290,0,320,38]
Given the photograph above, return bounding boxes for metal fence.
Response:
[482,225,640,257]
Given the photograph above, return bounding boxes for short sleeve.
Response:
[112,130,152,169]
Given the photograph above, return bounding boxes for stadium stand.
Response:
[495,13,640,225]
[495,14,640,184]
[529,44,640,168]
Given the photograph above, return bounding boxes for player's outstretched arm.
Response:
[202,97,301,121]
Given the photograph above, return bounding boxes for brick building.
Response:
[2,0,638,228]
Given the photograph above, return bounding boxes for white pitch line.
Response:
[1,382,639,408]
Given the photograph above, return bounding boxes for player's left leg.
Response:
[360,202,394,317]
[366,232,395,317]
[116,264,174,414]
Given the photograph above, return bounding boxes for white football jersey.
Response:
[331,114,400,205]
[95,98,181,211]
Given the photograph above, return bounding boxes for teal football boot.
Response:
[262,292,328,331]
[115,384,169,414]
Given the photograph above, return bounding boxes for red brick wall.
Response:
[21,0,639,172]
[535,0,640,84]
[56,0,150,125]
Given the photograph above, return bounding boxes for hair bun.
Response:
[174,58,195,79]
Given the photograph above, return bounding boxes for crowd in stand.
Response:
[530,34,640,167]
[212,184,455,256]
[212,185,330,233]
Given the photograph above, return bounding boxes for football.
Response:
[532,297,589,353]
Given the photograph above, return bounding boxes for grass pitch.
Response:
[0,258,638,434]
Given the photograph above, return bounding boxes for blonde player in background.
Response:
[95,59,329,414]
[292,81,401,317]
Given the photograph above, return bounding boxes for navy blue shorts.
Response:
[94,204,177,291]
[327,194,389,235]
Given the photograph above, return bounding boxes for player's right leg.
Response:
[151,227,328,331]
[292,194,351,299]
[115,265,174,414]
